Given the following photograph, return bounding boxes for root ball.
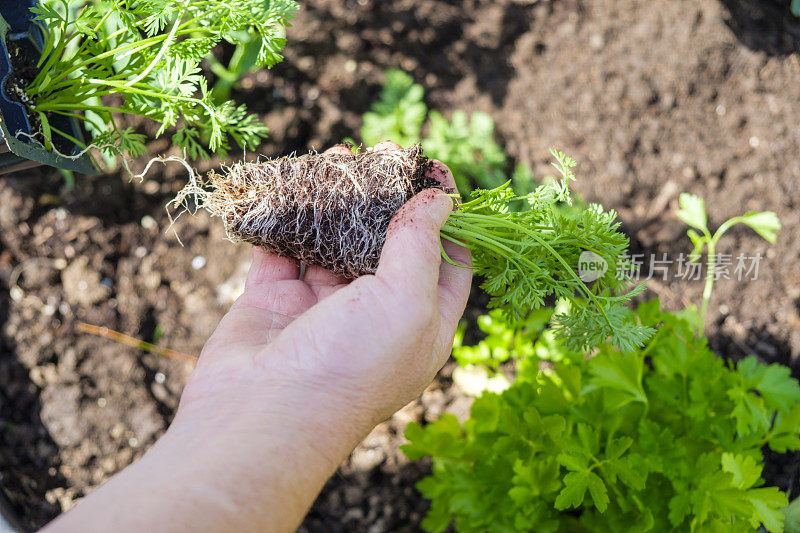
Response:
[181,145,437,278]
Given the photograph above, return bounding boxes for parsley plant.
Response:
[406,196,793,532]
[405,302,800,532]
[360,69,532,194]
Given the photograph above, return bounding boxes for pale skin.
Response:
[44,142,472,533]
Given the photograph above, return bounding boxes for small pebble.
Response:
[128,437,138,447]
[143,181,159,194]
[10,286,23,302]
[97,397,107,408]
[719,304,729,315]
[191,256,207,270]
[140,215,157,230]
[101,277,113,289]
[77,280,88,292]
[749,136,760,148]
[715,104,726,116]
[154,372,166,384]
[345,59,357,73]
[135,246,147,258]
[59,303,71,315]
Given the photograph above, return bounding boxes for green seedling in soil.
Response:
[361,69,428,148]
[675,193,780,333]
[451,308,553,373]
[175,145,653,352]
[360,69,534,196]
[425,109,508,191]
[22,0,297,162]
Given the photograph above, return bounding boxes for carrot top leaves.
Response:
[25,0,298,160]
[443,150,654,352]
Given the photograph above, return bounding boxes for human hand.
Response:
[172,141,470,530]
[177,141,471,430]
[44,142,470,533]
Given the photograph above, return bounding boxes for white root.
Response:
[172,145,431,278]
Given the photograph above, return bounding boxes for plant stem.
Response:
[442,210,613,328]
[125,18,181,87]
[77,322,197,364]
[699,237,715,336]
[32,102,150,118]
[698,216,744,335]
[452,212,611,317]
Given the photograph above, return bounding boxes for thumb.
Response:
[376,188,453,297]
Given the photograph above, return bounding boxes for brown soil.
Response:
[4,38,40,125]
[1,0,799,531]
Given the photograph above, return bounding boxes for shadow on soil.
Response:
[3,164,173,230]
[719,0,800,55]
[301,458,432,533]
[0,295,65,532]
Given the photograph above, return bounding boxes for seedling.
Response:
[361,69,427,148]
[360,70,529,194]
[16,0,297,164]
[675,193,780,333]
[175,145,653,352]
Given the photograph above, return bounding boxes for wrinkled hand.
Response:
[44,143,471,533]
[178,142,471,430]
[169,142,471,530]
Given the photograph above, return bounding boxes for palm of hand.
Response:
[180,143,471,426]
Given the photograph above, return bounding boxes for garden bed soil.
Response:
[1,0,799,530]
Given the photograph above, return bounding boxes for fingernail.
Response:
[427,190,453,226]
[427,159,456,189]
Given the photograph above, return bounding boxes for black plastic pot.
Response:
[0,1,95,175]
